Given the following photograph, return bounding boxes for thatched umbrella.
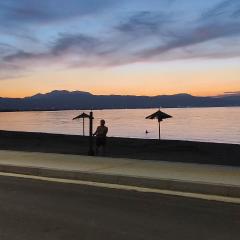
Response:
[146,109,172,140]
[73,111,94,156]
[73,112,90,136]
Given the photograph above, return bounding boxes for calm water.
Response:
[0,107,239,144]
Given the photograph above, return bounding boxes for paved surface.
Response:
[0,175,239,240]
[1,130,240,166]
[0,150,240,186]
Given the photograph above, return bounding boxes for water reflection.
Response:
[0,107,239,144]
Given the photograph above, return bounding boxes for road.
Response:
[0,175,239,240]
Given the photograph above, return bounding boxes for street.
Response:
[0,175,239,240]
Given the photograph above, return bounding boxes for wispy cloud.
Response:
[0,0,115,24]
[116,11,171,36]
[136,0,240,60]
[0,0,240,79]
[202,0,240,19]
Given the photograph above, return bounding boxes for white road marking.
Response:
[0,171,239,204]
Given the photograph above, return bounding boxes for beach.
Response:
[0,130,239,166]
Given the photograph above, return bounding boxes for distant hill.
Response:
[0,90,240,111]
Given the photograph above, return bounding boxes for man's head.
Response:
[100,119,105,126]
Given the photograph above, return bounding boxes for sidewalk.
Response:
[0,150,240,198]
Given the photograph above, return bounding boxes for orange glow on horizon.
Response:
[0,60,239,98]
[1,85,238,98]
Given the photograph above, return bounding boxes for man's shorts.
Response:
[96,137,106,147]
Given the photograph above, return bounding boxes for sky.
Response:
[0,0,240,97]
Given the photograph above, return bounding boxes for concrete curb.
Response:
[0,164,240,198]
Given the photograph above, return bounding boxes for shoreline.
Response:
[0,105,240,113]
[0,130,239,166]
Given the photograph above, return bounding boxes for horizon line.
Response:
[1,89,240,99]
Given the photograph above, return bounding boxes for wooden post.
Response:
[82,118,85,136]
[158,118,162,140]
[158,120,161,140]
[88,111,94,156]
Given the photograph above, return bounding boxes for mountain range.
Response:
[0,90,240,111]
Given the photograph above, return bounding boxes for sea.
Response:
[0,107,239,144]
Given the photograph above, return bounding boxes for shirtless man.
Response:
[93,119,108,155]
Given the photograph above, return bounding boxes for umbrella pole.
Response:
[88,111,94,156]
[83,118,85,136]
[158,120,161,140]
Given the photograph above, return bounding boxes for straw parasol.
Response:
[73,112,90,136]
[146,109,172,140]
[73,111,94,155]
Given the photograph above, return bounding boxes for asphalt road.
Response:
[0,175,239,240]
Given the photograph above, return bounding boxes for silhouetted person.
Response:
[93,119,108,155]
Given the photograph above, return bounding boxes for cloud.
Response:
[0,61,26,80]
[1,0,240,79]
[218,91,240,97]
[0,0,118,45]
[116,11,171,36]
[51,34,101,56]
[202,0,240,20]
[224,91,240,94]
[136,0,240,60]
[0,0,115,25]
[0,43,16,56]
[2,34,104,67]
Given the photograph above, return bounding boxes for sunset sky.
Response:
[0,0,240,98]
